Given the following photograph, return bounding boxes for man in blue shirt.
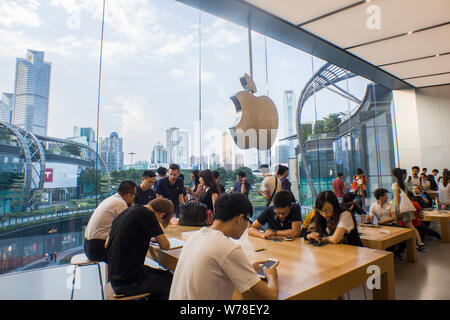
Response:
[231,171,251,197]
[155,164,185,217]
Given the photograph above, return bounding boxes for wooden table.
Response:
[148,224,395,300]
[358,225,417,263]
[423,210,450,243]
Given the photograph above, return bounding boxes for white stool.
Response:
[104,282,150,300]
[70,254,104,300]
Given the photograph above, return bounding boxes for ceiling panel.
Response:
[381,54,450,80]
[405,73,450,87]
[243,0,361,25]
[301,0,450,49]
[348,24,450,66]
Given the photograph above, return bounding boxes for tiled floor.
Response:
[0,224,448,300]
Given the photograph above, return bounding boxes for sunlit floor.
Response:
[0,224,448,300]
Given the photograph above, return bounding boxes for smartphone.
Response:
[284,236,294,241]
[256,259,278,278]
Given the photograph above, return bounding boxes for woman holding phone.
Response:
[305,191,362,246]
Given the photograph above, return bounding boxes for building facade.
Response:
[100,132,124,172]
[12,50,51,136]
[151,142,168,165]
[0,93,13,124]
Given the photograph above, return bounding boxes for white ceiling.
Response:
[244,0,450,88]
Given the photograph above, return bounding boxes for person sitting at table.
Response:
[212,170,226,194]
[411,184,431,209]
[134,170,157,206]
[341,192,367,224]
[248,191,302,239]
[305,191,363,246]
[169,192,279,300]
[105,198,174,299]
[366,188,397,226]
[84,180,137,262]
[406,192,442,242]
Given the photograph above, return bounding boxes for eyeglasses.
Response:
[243,215,251,223]
[318,208,333,215]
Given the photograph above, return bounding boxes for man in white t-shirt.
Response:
[169,192,279,300]
[366,188,396,226]
[84,180,137,261]
[257,164,282,207]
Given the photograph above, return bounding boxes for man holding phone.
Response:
[169,192,279,300]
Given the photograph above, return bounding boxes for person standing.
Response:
[134,170,157,206]
[406,166,422,192]
[84,180,137,262]
[426,169,439,191]
[199,169,221,212]
[258,164,282,207]
[155,164,185,218]
[231,171,251,197]
[391,168,424,250]
[332,173,346,202]
[212,170,226,194]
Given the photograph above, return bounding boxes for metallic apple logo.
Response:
[229,74,278,151]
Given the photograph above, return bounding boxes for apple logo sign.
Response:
[229,74,278,150]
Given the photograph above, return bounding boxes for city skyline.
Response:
[0,0,368,168]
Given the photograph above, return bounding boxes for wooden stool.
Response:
[104,282,150,300]
[70,254,104,300]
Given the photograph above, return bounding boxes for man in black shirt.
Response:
[134,170,157,206]
[248,191,302,239]
[341,192,367,223]
[105,198,174,299]
[155,164,185,217]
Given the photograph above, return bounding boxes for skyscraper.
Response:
[100,132,124,172]
[166,128,190,167]
[13,49,51,136]
[151,142,168,165]
[0,93,13,123]
[283,90,296,158]
[67,126,96,150]
[221,131,233,170]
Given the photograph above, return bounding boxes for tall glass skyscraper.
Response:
[151,142,168,165]
[13,49,51,136]
[100,132,124,172]
[0,93,13,123]
[283,90,296,158]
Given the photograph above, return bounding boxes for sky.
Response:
[0,0,370,166]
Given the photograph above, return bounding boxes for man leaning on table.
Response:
[169,192,279,300]
[248,190,302,239]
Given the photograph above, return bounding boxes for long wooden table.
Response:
[423,210,450,243]
[359,225,417,263]
[148,224,395,300]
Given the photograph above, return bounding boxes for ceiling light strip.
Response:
[403,71,450,80]
[297,0,366,27]
[345,21,450,50]
[377,52,450,67]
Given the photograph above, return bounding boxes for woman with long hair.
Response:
[392,168,424,250]
[305,191,362,246]
[186,170,204,200]
[199,169,221,212]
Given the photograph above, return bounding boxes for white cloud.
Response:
[0,29,44,58]
[0,0,42,28]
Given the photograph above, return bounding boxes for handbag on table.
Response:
[178,199,208,226]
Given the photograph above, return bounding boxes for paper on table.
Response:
[150,237,185,250]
